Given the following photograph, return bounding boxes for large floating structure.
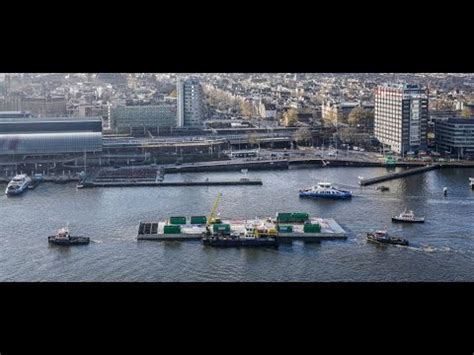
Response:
[137,213,346,243]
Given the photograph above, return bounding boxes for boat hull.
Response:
[5,185,29,196]
[48,236,90,246]
[299,192,352,200]
[367,234,409,246]
[391,217,425,223]
[202,237,279,248]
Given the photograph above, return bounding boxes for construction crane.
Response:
[207,192,222,226]
[205,192,222,235]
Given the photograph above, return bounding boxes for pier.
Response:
[81,179,263,188]
[359,164,441,186]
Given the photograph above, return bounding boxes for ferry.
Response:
[48,226,90,246]
[5,174,32,196]
[392,210,425,223]
[299,182,352,200]
[367,230,409,246]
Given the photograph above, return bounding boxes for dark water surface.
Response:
[1,166,474,281]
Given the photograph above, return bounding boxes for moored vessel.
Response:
[299,182,352,199]
[5,174,32,196]
[366,230,409,246]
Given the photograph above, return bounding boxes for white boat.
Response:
[299,182,352,199]
[469,178,474,188]
[5,174,32,196]
[391,210,425,223]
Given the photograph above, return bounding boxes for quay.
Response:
[81,178,262,188]
[359,164,441,186]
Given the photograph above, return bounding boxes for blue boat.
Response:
[299,182,352,200]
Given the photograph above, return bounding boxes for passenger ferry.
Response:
[5,174,32,196]
[299,182,352,200]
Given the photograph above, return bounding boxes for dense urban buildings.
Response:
[374,83,429,154]
[435,118,474,157]
[177,78,203,127]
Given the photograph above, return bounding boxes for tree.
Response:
[282,108,299,127]
[323,109,338,127]
[293,127,312,146]
[461,107,472,118]
[348,106,367,126]
[240,101,253,118]
[247,132,260,149]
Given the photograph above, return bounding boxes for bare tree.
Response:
[282,108,299,127]
[293,127,312,146]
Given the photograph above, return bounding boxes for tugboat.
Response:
[392,210,425,223]
[5,174,32,196]
[48,226,90,246]
[367,230,409,246]
[299,182,352,200]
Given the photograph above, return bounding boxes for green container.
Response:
[164,225,181,234]
[169,216,187,225]
[190,216,207,225]
[277,224,293,233]
[212,223,231,234]
[291,212,309,222]
[277,212,309,223]
[276,213,292,222]
[304,223,321,233]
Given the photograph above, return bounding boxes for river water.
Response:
[1,166,474,282]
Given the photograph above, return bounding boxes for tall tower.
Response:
[374,83,428,154]
[176,78,203,127]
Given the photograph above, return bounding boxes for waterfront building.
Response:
[374,83,428,154]
[177,78,203,127]
[0,111,31,118]
[0,116,102,157]
[110,105,176,135]
[435,117,474,157]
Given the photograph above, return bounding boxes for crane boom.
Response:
[207,192,222,227]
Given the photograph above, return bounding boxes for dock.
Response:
[137,218,346,242]
[81,179,262,188]
[359,164,441,186]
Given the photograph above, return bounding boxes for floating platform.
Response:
[137,218,346,242]
[81,179,262,188]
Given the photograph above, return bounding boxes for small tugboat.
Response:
[48,226,90,246]
[299,182,352,199]
[367,230,409,246]
[392,210,425,223]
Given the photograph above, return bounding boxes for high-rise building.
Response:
[177,78,203,127]
[374,83,428,154]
